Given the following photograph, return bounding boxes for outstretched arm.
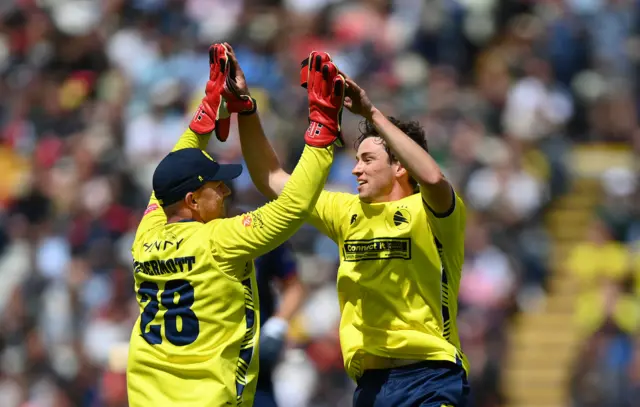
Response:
[210,52,346,266]
[210,144,332,264]
[237,112,290,199]
[223,42,290,199]
[345,78,454,214]
[134,44,231,239]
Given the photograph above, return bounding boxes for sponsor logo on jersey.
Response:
[342,238,411,261]
[143,203,159,216]
[242,214,252,227]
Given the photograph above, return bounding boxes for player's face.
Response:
[195,181,231,222]
[352,137,397,203]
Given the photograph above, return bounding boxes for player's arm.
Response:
[210,52,346,263]
[223,42,289,199]
[345,77,465,246]
[134,45,231,241]
[344,77,453,214]
[235,112,349,240]
[234,106,349,241]
[227,46,351,241]
[364,112,465,247]
[210,144,331,262]
[370,110,453,214]
[237,112,289,199]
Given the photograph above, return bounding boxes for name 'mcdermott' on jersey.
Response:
[126,129,333,407]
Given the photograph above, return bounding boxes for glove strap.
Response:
[238,97,257,116]
[300,58,309,88]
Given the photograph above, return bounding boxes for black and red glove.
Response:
[189,44,231,141]
[303,51,345,148]
[221,43,256,115]
[223,75,256,116]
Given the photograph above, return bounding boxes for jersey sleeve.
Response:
[133,128,211,247]
[307,190,355,243]
[206,145,333,272]
[171,128,211,152]
[422,186,466,253]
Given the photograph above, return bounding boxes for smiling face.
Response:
[351,137,401,203]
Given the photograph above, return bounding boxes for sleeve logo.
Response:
[144,203,159,216]
[241,214,252,227]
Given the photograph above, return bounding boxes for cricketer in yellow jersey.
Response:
[126,44,346,407]
[234,49,470,406]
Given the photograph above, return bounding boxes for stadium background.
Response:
[0,0,638,406]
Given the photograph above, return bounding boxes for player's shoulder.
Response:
[418,185,467,218]
[392,193,427,214]
[319,190,360,223]
[198,215,237,233]
[406,193,424,206]
[321,189,360,206]
[132,223,164,253]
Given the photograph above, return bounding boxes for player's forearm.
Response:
[172,128,211,152]
[275,277,305,321]
[370,109,453,211]
[370,109,443,185]
[238,113,288,199]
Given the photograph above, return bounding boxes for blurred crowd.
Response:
[0,0,638,406]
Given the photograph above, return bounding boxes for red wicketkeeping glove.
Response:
[189,44,231,141]
[303,51,345,148]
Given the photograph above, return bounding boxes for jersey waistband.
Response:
[348,350,462,381]
[360,355,425,371]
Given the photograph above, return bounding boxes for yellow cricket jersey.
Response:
[309,190,468,381]
[127,129,333,407]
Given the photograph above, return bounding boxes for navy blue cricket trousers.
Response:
[353,360,470,407]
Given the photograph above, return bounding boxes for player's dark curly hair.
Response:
[354,116,428,191]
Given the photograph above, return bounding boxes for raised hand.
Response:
[344,77,376,121]
[221,42,256,115]
[304,51,346,148]
[189,44,231,141]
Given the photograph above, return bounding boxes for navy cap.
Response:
[152,148,242,206]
